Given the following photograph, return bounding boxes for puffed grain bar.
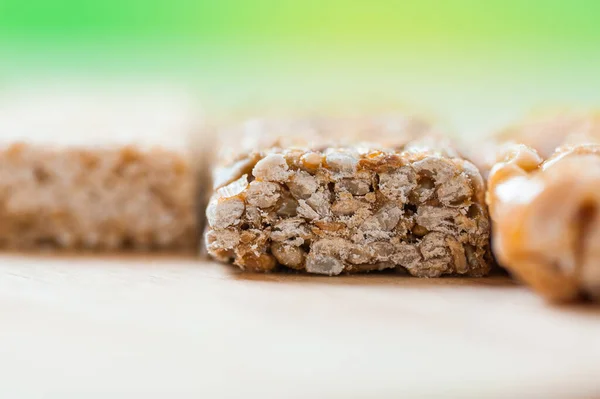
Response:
[0,86,199,251]
[205,115,492,276]
[486,112,600,301]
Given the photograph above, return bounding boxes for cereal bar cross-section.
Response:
[205,113,492,276]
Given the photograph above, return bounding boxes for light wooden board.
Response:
[1,254,599,398]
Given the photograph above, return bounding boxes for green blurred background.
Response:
[0,0,599,133]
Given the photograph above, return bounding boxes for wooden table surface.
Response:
[1,254,599,398]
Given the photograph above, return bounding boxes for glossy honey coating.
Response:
[486,113,600,301]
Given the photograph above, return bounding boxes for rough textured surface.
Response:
[206,116,492,276]
[487,141,600,302]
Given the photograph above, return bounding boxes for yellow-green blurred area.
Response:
[0,0,599,133]
[1,0,599,48]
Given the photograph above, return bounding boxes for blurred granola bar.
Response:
[0,84,201,251]
[485,111,600,301]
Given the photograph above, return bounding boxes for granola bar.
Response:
[0,86,199,251]
[205,114,492,276]
[485,112,600,301]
